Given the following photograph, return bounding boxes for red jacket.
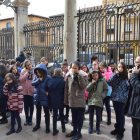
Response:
[3,84,23,113]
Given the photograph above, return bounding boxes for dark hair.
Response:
[88,69,103,82]
[61,62,68,67]
[76,58,81,63]
[118,62,128,80]
[64,59,67,62]
[108,62,115,66]
[40,57,47,62]
[53,68,63,78]
[35,69,47,80]
[99,61,109,72]
[16,61,21,67]
[26,52,31,56]
[11,60,16,65]
[9,65,20,77]
[81,63,89,73]
[72,61,80,70]
[1,57,5,59]
[0,64,7,77]
[4,73,18,84]
[90,55,98,63]
[69,63,72,69]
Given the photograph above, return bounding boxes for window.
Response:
[40,35,44,42]
[107,5,115,14]
[107,25,114,34]
[125,24,132,33]
[7,35,11,43]
[7,23,11,29]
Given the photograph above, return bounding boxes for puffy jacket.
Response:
[19,68,35,96]
[48,77,65,109]
[64,71,88,108]
[0,76,7,99]
[16,52,26,63]
[102,67,113,96]
[124,73,140,119]
[108,73,129,103]
[31,63,51,107]
[86,78,108,108]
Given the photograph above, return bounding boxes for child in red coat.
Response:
[3,73,23,135]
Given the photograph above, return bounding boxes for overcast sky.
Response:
[0,0,102,19]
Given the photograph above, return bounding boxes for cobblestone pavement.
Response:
[0,106,132,140]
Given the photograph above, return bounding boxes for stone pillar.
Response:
[12,0,30,58]
[64,0,77,65]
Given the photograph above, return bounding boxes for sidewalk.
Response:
[0,107,132,140]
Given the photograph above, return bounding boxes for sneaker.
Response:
[66,131,76,137]
[71,133,82,140]
[88,128,93,134]
[96,130,100,134]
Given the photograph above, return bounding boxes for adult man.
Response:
[16,51,26,63]
[40,57,54,77]
[26,52,35,67]
[124,55,140,140]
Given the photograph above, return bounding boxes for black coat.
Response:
[48,77,65,109]
[0,76,7,99]
[16,52,26,63]
[124,73,140,119]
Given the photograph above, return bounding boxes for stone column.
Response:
[12,0,30,58]
[64,0,77,65]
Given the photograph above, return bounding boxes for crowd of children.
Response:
[0,55,131,140]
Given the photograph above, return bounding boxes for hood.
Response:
[66,69,88,78]
[19,52,25,57]
[34,63,47,75]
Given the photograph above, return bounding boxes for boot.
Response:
[107,118,111,125]
[116,129,125,140]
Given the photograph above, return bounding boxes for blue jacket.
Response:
[106,82,112,96]
[31,63,51,107]
[48,77,65,109]
[108,73,129,103]
[0,76,7,99]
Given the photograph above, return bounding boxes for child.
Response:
[9,65,20,80]
[0,64,8,124]
[31,63,51,133]
[86,69,108,134]
[48,68,65,136]
[99,61,113,125]
[108,62,129,140]
[64,61,87,140]
[81,63,89,114]
[90,61,99,71]
[108,62,115,73]
[3,73,23,135]
[19,60,35,126]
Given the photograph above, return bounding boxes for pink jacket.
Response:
[19,68,35,96]
[102,66,113,82]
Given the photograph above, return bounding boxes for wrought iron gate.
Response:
[77,1,140,68]
[0,27,15,60]
[23,16,64,65]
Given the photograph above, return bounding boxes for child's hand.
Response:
[46,92,48,96]
[92,79,96,84]
[39,76,43,81]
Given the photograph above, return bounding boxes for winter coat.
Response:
[64,70,88,108]
[87,63,92,70]
[31,63,51,107]
[124,73,140,119]
[47,63,54,77]
[108,73,129,103]
[48,77,65,109]
[0,76,7,99]
[102,66,113,96]
[19,68,35,96]
[18,67,22,73]
[3,83,23,113]
[86,78,108,108]
[16,52,26,63]
[26,56,35,67]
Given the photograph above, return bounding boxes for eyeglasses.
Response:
[93,64,97,66]
[26,64,31,67]
[135,61,140,63]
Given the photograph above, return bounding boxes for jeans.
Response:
[36,103,50,128]
[53,108,65,131]
[24,95,34,122]
[10,110,21,131]
[113,101,125,132]
[132,118,140,140]
[89,105,102,130]
[101,96,111,119]
[71,107,85,134]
